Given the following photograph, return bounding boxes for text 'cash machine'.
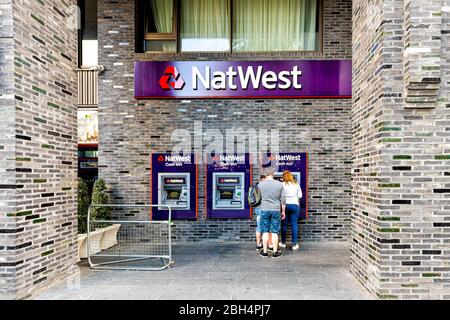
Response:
[151,153,198,220]
[206,153,251,219]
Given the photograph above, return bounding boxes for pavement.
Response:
[32,242,374,300]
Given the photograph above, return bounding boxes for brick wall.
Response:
[351,0,450,300]
[98,0,353,243]
[0,0,78,299]
[0,0,16,299]
[1,0,447,301]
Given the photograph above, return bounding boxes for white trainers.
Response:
[292,244,300,250]
[279,242,286,248]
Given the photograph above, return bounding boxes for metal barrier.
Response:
[87,204,173,271]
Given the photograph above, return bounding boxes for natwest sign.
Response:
[274,154,303,161]
[219,155,246,163]
[191,65,302,90]
[135,60,351,99]
[162,155,192,163]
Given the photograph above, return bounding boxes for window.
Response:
[78,109,98,144]
[144,0,177,52]
[233,0,319,52]
[140,0,321,53]
[79,0,98,67]
[180,0,230,52]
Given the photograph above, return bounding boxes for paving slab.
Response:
[32,242,374,300]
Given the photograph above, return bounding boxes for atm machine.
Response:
[151,153,197,220]
[260,152,308,219]
[212,173,245,210]
[206,153,251,219]
[158,173,190,210]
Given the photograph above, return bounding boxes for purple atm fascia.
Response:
[260,152,309,219]
[151,153,198,220]
[206,153,252,219]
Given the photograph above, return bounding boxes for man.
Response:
[257,169,286,258]
[254,174,266,250]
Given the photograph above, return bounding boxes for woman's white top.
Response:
[282,182,302,205]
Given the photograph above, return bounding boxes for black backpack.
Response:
[248,183,262,208]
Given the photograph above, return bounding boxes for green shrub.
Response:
[91,178,112,221]
[77,178,90,234]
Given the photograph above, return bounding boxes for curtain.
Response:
[148,0,173,33]
[146,0,175,52]
[180,0,230,51]
[233,0,317,52]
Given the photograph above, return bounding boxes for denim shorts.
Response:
[260,210,281,234]
[254,207,262,233]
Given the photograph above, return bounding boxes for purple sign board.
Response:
[260,152,309,219]
[135,60,352,99]
[151,153,198,220]
[206,153,252,219]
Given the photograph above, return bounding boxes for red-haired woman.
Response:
[280,170,302,250]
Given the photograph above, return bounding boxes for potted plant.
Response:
[91,179,120,250]
[77,178,121,260]
[77,178,89,261]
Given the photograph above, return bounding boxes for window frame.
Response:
[143,0,178,52]
[143,0,323,54]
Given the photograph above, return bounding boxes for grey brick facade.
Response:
[351,0,450,299]
[98,0,354,243]
[1,0,449,300]
[0,0,78,299]
[0,0,16,300]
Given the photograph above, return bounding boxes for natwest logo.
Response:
[159,66,185,90]
[159,65,302,91]
[219,178,239,184]
[276,154,302,161]
[164,178,185,184]
[165,155,191,162]
[192,66,302,91]
[219,155,245,162]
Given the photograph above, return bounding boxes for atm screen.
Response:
[167,190,182,200]
[219,190,234,200]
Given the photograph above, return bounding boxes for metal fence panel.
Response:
[87,204,173,271]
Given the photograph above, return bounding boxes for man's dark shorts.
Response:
[260,210,281,233]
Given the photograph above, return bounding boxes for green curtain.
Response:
[180,0,230,50]
[233,0,318,52]
[147,0,175,52]
[148,0,173,33]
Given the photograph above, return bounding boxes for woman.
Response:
[279,170,302,250]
